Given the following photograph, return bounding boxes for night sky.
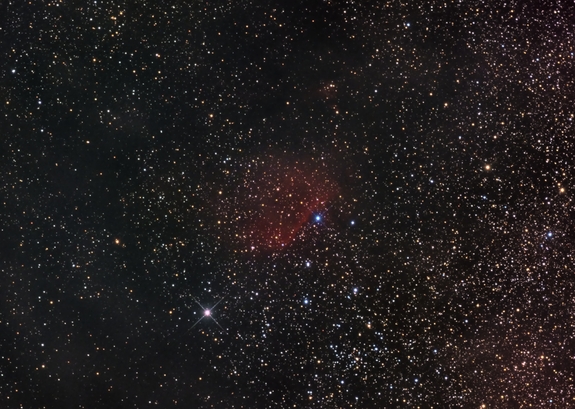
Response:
[2,1,575,408]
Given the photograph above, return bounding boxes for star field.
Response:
[2,1,575,408]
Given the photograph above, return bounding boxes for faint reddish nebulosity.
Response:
[211,153,339,252]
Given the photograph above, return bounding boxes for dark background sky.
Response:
[2,0,575,408]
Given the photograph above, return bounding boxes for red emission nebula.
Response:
[212,154,340,252]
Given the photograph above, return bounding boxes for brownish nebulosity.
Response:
[209,152,340,253]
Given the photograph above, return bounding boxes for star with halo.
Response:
[189,297,225,331]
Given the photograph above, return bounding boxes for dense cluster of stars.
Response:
[2,1,575,408]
